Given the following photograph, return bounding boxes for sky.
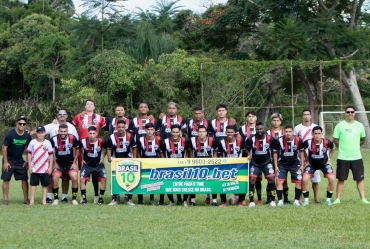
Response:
[73,0,227,15]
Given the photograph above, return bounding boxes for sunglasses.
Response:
[18,123,27,126]
[58,113,67,116]
[346,111,355,114]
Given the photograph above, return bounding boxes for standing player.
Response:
[302,126,335,206]
[266,113,290,204]
[159,124,187,205]
[79,126,106,205]
[186,125,217,206]
[294,109,320,203]
[185,107,210,139]
[245,122,276,207]
[27,126,54,205]
[156,102,186,140]
[332,105,370,204]
[214,125,244,207]
[50,124,80,205]
[2,116,32,205]
[106,120,136,205]
[135,122,161,205]
[104,105,130,135]
[72,99,106,204]
[31,109,78,203]
[238,111,258,205]
[129,103,156,204]
[209,104,237,142]
[273,125,305,207]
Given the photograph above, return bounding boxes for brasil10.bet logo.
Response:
[115,160,141,192]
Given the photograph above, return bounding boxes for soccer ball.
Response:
[228,195,239,205]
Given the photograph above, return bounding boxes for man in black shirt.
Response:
[245,122,276,207]
[273,125,305,207]
[302,126,335,206]
[2,116,32,205]
[50,124,80,205]
[79,126,106,205]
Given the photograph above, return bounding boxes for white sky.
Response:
[73,0,227,15]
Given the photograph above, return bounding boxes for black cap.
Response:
[36,126,45,132]
[17,116,27,122]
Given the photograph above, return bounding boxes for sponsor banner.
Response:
[111,158,248,194]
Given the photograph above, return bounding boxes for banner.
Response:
[111,158,248,195]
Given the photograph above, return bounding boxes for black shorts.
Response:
[52,164,78,179]
[336,159,364,181]
[276,163,302,183]
[1,159,28,181]
[80,163,106,181]
[250,162,275,179]
[30,173,50,187]
[304,164,334,177]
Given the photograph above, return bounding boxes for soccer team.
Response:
[2,100,369,206]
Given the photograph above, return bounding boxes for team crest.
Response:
[124,141,130,146]
[322,148,327,153]
[234,146,240,152]
[67,144,72,148]
[265,144,270,149]
[154,145,159,150]
[292,145,297,150]
[206,146,211,151]
[179,147,184,152]
[96,147,101,152]
[93,118,98,124]
[43,146,48,151]
[115,159,141,192]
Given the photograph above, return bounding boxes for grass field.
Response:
[1,151,370,249]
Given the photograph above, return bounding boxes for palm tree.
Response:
[150,0,184,17]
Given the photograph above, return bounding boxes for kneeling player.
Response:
[302,126,335,206]
[273,125,305,206]
[50,124,80,205]
[79,126,106,204]
[246,122,276,207]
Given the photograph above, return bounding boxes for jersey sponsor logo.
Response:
[83,124,96,128]
[226,154,239,158]
[87,153,98,157]
[170,154,183,158]
[116,160,141,192]
[311,155,324,159]
[144,152,157,156]
[191,131,198,136]
[13,139,27,145]
[215,132,225,137]
[255,151,268,155]
[196,152,208,157]
[138,130,147,134]
[165,128,171,133]
[58,151,69,156]
[283,152,294,156]
[116,148,127,153]
[326,165,333,173]
[267,164,274,174]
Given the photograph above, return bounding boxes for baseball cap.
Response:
[36,126,46,132]
[17,116,27,122]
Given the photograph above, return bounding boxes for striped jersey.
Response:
[27,139,53,173]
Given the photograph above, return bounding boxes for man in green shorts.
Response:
[332,105,370,204]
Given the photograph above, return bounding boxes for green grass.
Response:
[1,152,370,248]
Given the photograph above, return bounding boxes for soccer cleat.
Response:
[325,200,332,206]
[168,202,175,206]
[98,198,104,205]
[332,198,340,204]
[284,200,292,204]
[302,201,309,206]
[23,199,30,205]
[46,198,53,204]
[94,196,99,204]
[249,202,256,207]
[360,198,370,204]
[157,202,164,206]
[108,200,117,206]
[219,202,227,208]
[265,200,271,205]
[81,199,87,205]
[277,201,284,207]
[149,199,155,205]
[241,200,247,206]
[61,198,68,203]
[123,195,129,204]
[190,202,196,207]
[71,200,78,205]
[205,197,211,205]
[52,199,59,205]
[257,200,263,205]
[176,201,183,206]
[294,201,300,206]
[269,201,276,207]
[126,200,135,206]
[182,201,188,207]
[211,202,218,207]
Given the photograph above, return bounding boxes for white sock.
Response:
[304,198,309,202]
[278,200,283,204]
[294,200,300,203]
[326,198,331,202]
[62,194,68,199]
[47,193,53,199]
[191,198,195,203]
[212,198,217,203]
